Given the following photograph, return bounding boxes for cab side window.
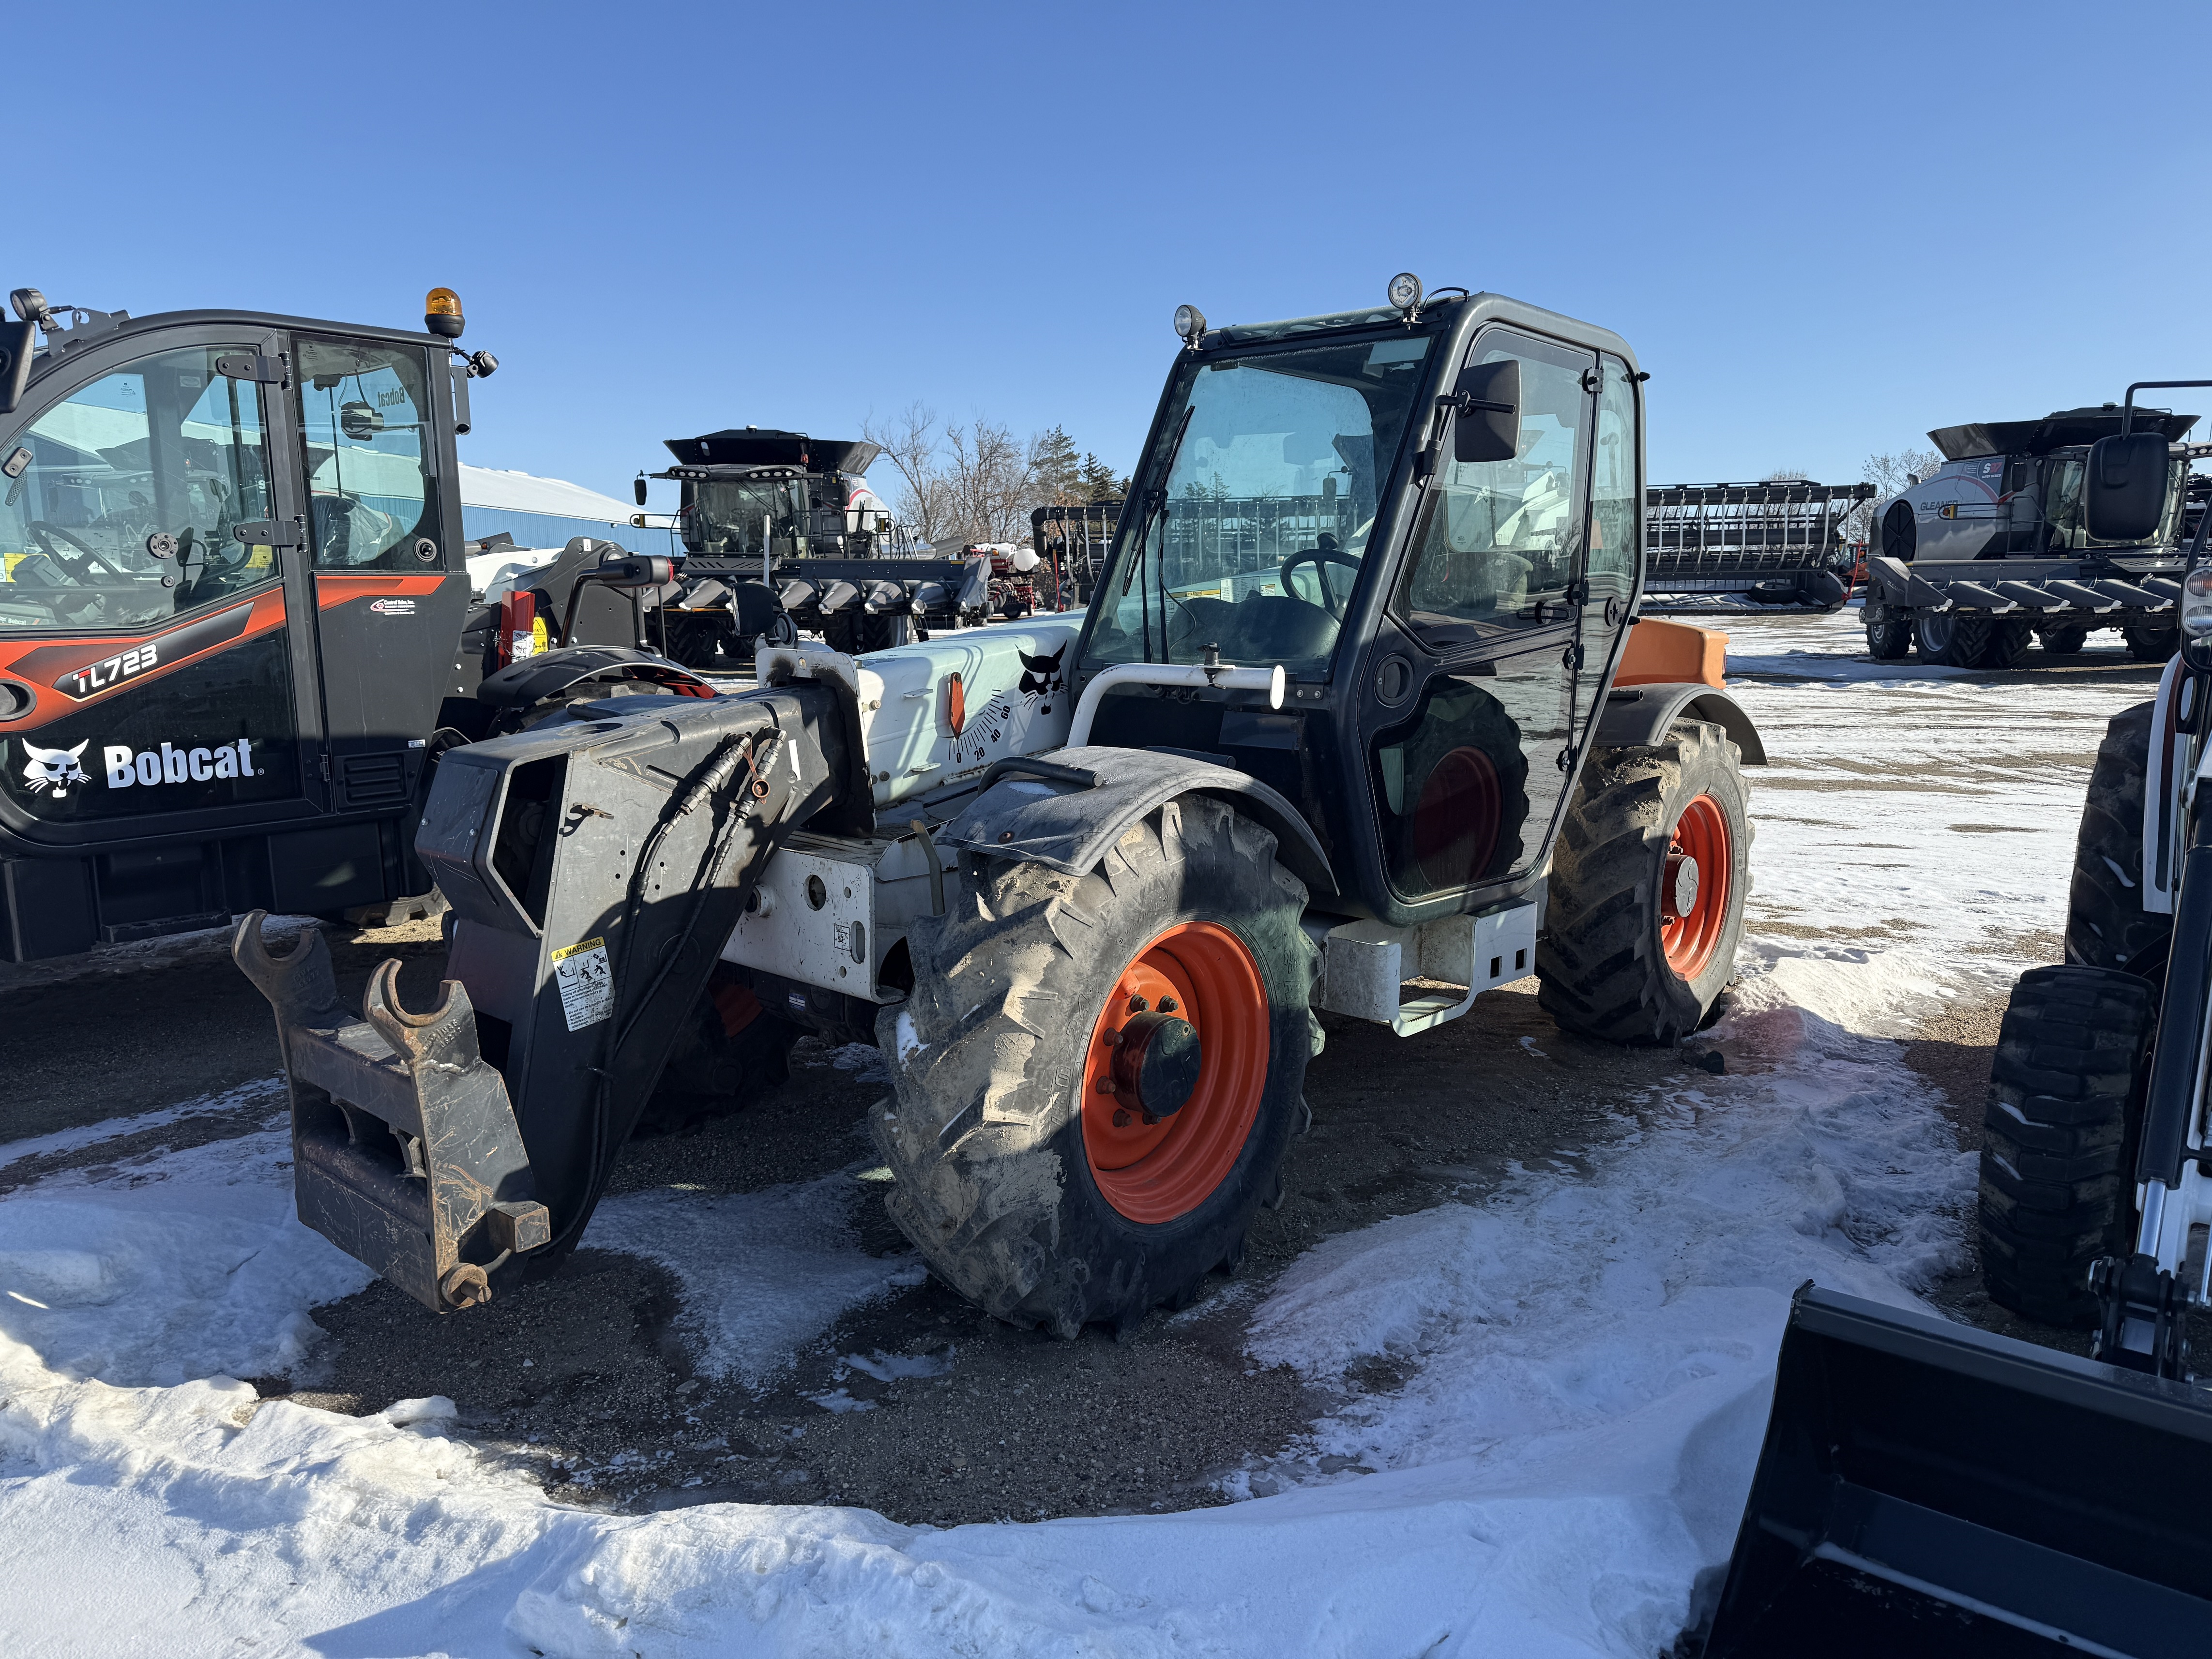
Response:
[298,340,441,570]
[1394,331,1592,652]
[0,347,273,631]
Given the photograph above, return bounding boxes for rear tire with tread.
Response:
[2038,623,2090,655]
[873,796,1318,1337]
[1538,720,1752,1043]
[1979,965,2153,1326]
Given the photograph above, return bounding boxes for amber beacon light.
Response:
[424,287,466,339]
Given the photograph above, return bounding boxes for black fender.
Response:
[475,645,717,711]
[941,744,1336,896]
[1593,682,1767,765]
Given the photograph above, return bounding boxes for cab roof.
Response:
[662,429,880,474]
[1930,406,2200,460]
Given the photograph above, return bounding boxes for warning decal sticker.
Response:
[552,936,615,1032]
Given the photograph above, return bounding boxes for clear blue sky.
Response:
[20,1,2206,509]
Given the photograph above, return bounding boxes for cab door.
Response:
[1357,327,1594,921]
[289,334,471,814]
[0,326,318,843]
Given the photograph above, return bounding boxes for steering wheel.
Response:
[27,521,132,582]
[1279,540,1363,619]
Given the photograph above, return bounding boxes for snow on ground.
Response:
[0,611,2158,1657]
[591,1176,921,1387]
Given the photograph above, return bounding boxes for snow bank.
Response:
[0,1119,370,1387]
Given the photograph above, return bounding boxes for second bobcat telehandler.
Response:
[235,274,1768,1336]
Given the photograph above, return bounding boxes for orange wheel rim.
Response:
[1080,921,1268,1224]
[1661,793,1731,981]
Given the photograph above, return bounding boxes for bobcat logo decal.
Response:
[1016,643,1066,712]
[21,739,91,798]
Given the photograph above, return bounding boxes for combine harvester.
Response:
[232,273,1774,1339]
[1863,405,2206,667]
[1639,480,1874,615]
[1707,384,2212,1656]
[634,427,992,666]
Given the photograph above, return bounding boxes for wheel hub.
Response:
[1666,852,1700,920]
[1108,1011,1203,1122]
[1659,793,1732,981]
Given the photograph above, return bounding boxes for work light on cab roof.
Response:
[1388,271,1423,317]
[1172,302,1206,347]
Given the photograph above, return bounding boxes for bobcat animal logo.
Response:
[21,739,91,798]
[1016,643,1066,712]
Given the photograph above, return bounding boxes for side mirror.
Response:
[634,475,649,508]
[0,318,35,416]
[1450,359,1521,466]
[2084,432,2169,543]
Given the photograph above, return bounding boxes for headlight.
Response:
[1173,303,1207,343]
[1387,271,1424,312]
[2184,565,2212,636]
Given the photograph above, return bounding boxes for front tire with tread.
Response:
[873,796,1318,1337]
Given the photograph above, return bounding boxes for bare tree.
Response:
[1845,446,1946,543]
[942,416,1035,543]
[861,403,954,548]
[864,405,1117,548]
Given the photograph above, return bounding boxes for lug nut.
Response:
[1112,1108,1132,1127]
[1127,995,1148,1013]
[1157,996,1177,1013]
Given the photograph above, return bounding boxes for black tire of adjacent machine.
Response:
[872,795,1319,1336]
[2064,699,2167,973]
[2123,623,2180,664]
[1978,965,2155,1325]
[1916,611,2030,669]
[1538,719,1753,1043]
[1914,609,1991,667]
[1864,602,1912,661]
[2038,622,2090,656]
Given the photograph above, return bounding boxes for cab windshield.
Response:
[1086,332,1435,672]
[684,476,804,558]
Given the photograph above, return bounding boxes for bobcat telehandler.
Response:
[0,284,708,961]
[1704,386,2212,1656]
[233,273,1769,1341]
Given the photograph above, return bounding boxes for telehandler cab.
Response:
[236,274,1767,1337]
[0,285,704,961]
